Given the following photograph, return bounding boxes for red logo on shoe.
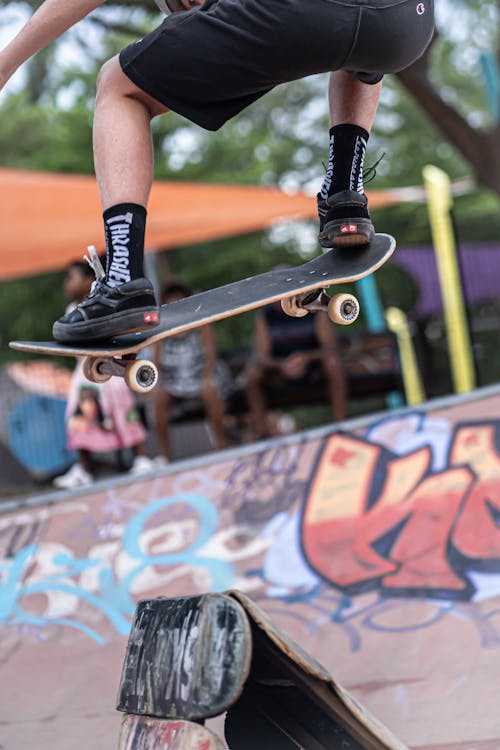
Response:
[144,312,159,323]
[340,224,358,234]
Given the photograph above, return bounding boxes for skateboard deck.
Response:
[117,594,252,721]
[10,234,395,392]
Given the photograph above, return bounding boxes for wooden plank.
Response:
[227,590,409,750]
[118,715,227,750]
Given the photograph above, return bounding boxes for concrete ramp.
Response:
[2,387,500,749]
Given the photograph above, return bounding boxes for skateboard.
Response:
[117,594,252,721]
[117,590,408,750]
[10,234,395,395]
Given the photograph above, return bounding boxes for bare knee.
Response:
[96,55,168,119]
[96,56,128,102]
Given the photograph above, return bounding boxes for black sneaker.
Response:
[317,189,375,248]
[53,248,159,343]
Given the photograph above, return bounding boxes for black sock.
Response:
[320,124,369,200]
[103,203,147,287]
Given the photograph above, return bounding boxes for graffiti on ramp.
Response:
[2,406,500,647]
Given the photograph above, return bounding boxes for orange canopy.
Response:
[0,168,421,281]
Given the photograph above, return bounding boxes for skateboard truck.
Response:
[82,354,159,393]
[281,289,360,325]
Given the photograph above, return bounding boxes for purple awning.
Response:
[393,244,500,318]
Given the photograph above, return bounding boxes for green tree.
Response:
[396,1,500,194]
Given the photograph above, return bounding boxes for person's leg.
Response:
[79,449,92,473]
[318,71,382,248]
[129,442,156,474]
[93,56,168,210]
[320,353,347,423]
[154,386,172,460]
[245,363,273,439]
[53,57,167,343]
[200,379,228,450]
[133,443,148,457]
[329,70,382,130]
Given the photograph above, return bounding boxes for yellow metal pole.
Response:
[423,165,475,393]
[386,307,425,405]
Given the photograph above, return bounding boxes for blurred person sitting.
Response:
[54,259,154,489]
[246,301,346,439]
[153,281,231,461]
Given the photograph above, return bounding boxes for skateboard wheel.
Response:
[281,296,309,318]
[327,293,359,325]
[125,360,158,393]
[82,356,112,384]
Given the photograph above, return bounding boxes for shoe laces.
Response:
[318,152,384,203]
[84,245,105,281]
[83,245,107,298]
[363,152,385,185]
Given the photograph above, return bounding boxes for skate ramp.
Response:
[2,386,500,749]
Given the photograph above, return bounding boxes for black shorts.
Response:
[120,0,434,131]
